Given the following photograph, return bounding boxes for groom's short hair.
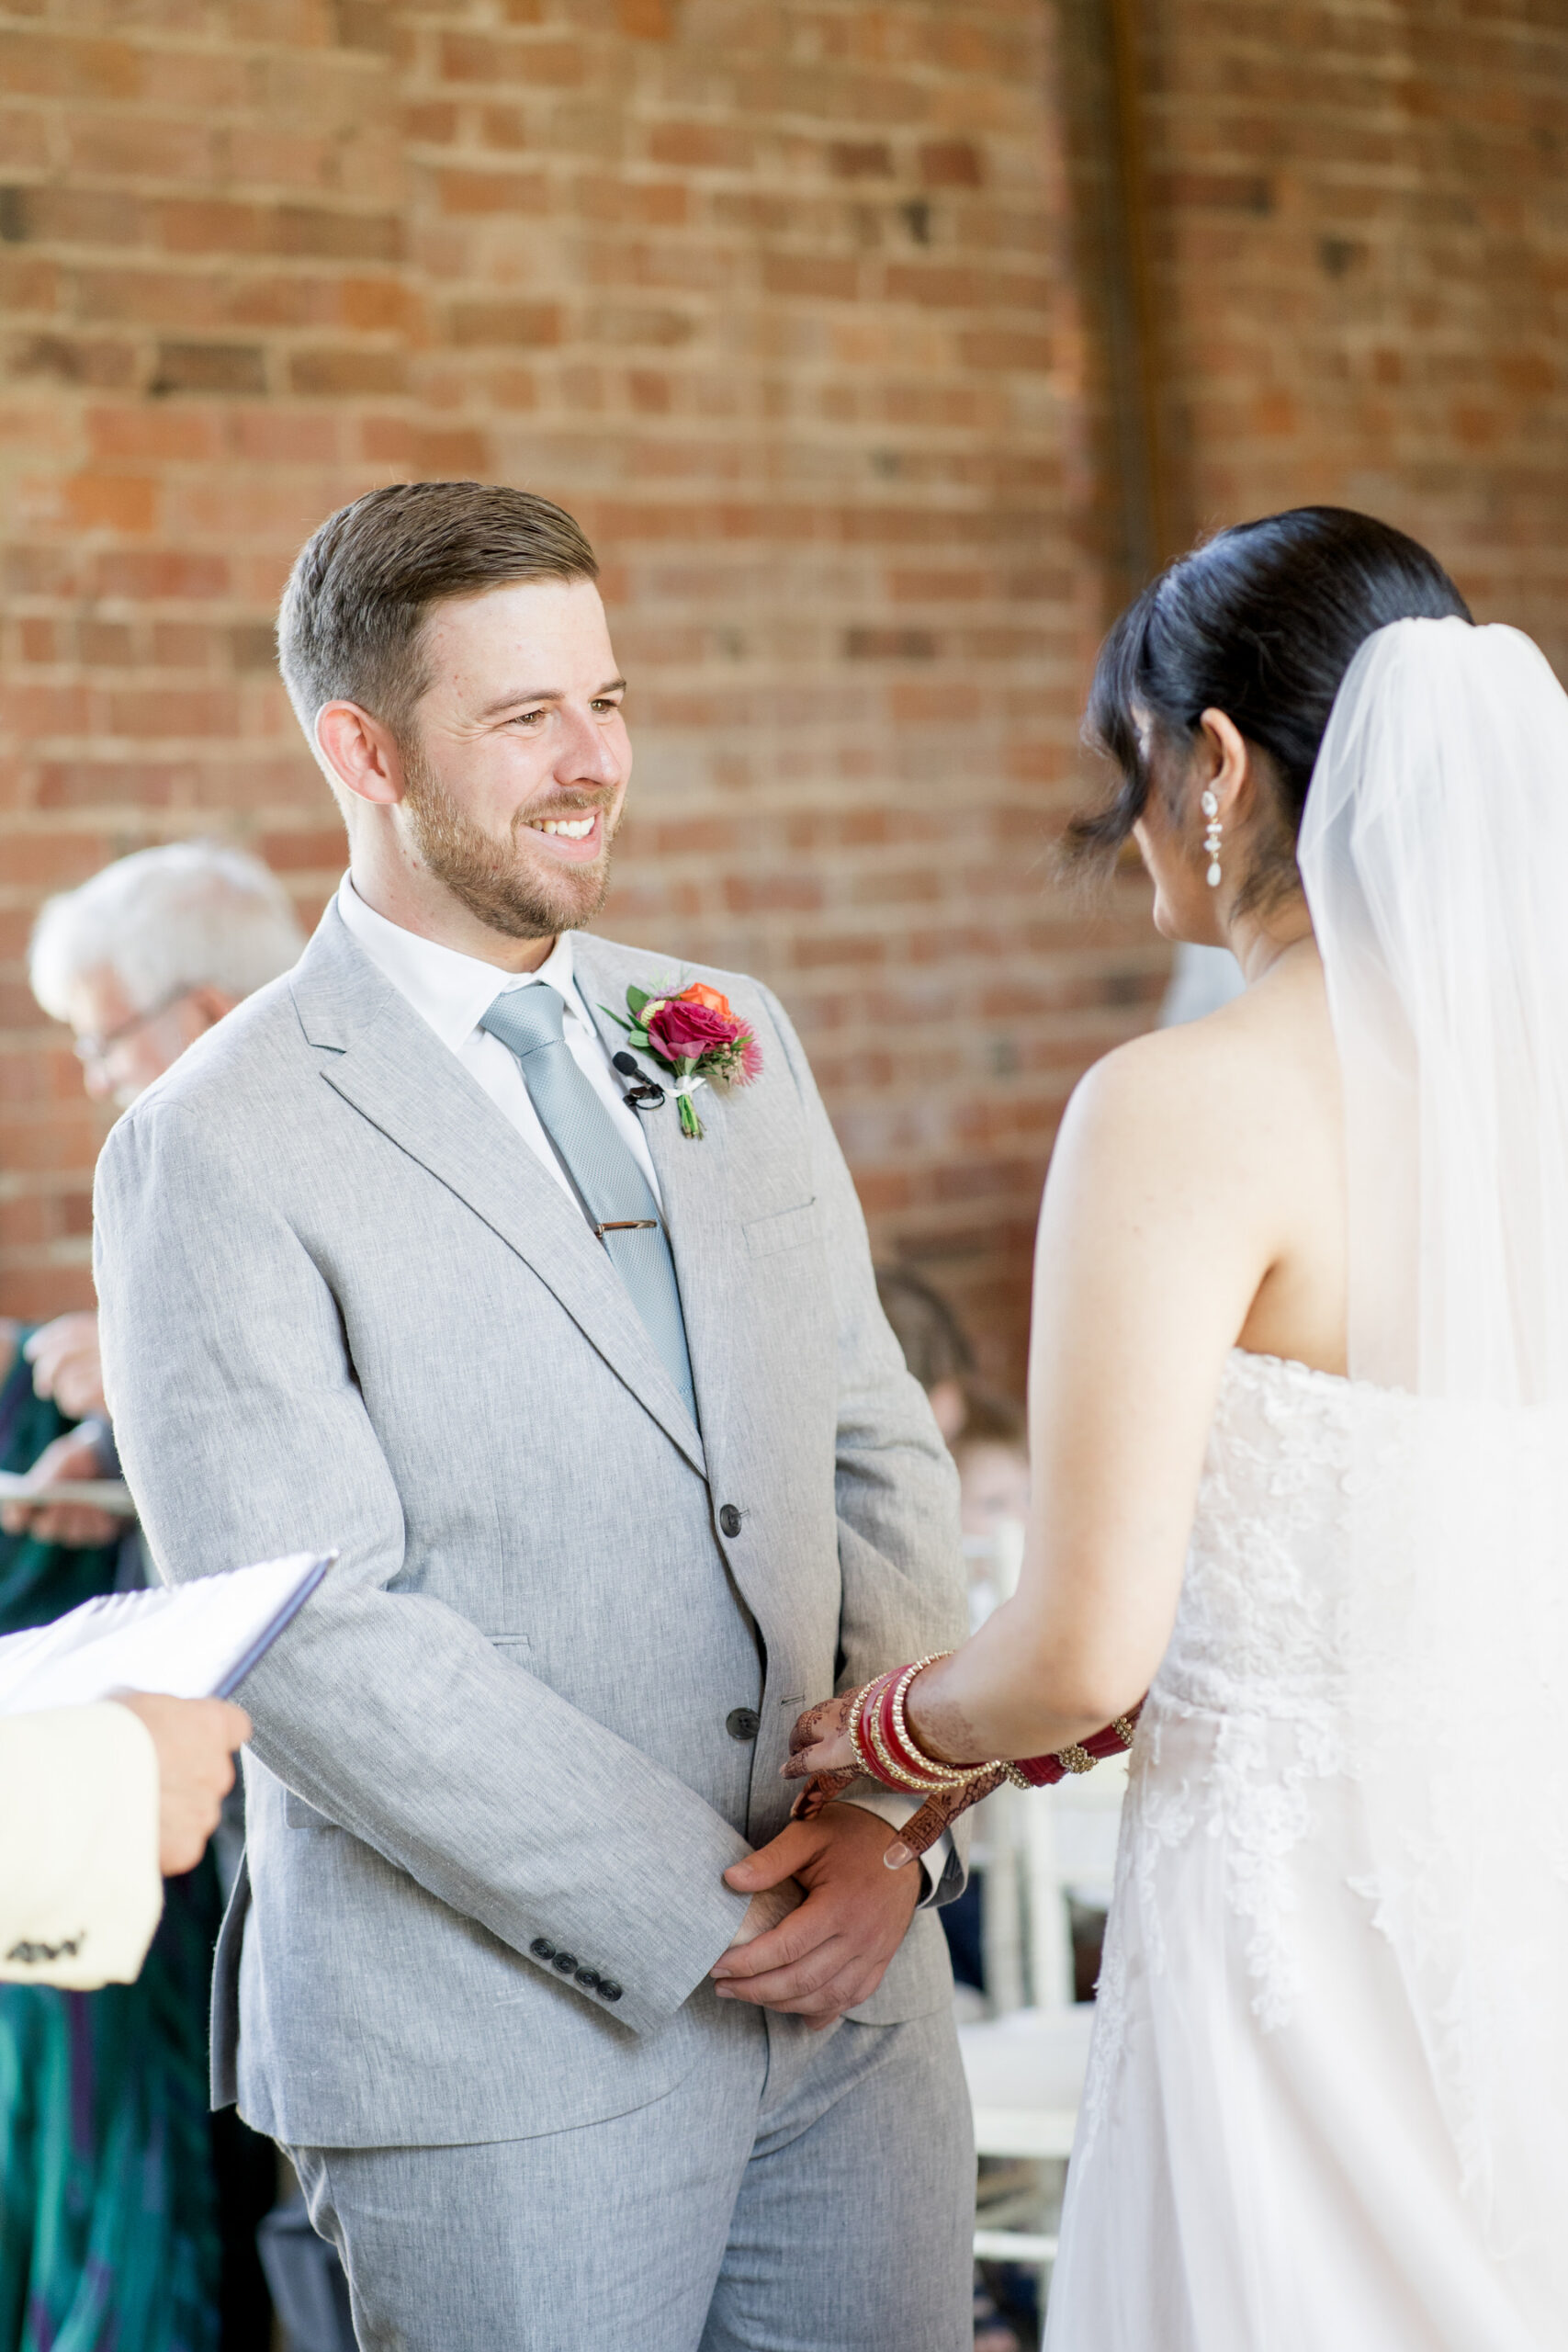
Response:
[277,481,599,744]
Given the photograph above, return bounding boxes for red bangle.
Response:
[1010,1705,1144,1788]
[848,1657,986,1792]
[875,1674,929,1783]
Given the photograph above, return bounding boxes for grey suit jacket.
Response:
[93,908,966,2147]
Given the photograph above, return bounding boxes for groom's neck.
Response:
[347,845,558,974]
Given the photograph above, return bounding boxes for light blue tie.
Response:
[479,985,696,1425]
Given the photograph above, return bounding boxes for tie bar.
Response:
[593,1219,659,1238]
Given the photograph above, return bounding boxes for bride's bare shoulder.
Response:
[1059,954,1337,1189]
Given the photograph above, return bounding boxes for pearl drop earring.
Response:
[1201,789,1223,888]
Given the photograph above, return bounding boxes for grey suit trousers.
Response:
[288,1990,973,2352]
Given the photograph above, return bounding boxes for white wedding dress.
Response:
[1043,1349,1543,2351]
[1040,616,1568,2347]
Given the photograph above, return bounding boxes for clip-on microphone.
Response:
[612,1050,666,1112]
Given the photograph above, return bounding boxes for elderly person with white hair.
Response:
[4,842,305,1548]
[0,841,303,2352]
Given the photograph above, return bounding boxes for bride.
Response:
[785,506,1568,2348]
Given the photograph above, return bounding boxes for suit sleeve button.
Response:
[600,1981,623,2002]
[530,1938,556,1961]
[726,1708,761,1741]
[552,1951,579,1974]
[718,1504,742,1538]
[575,1966,601,1989]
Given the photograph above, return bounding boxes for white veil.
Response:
[1298,616,1568,2318]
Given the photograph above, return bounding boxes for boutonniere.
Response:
[604,980,762,1138]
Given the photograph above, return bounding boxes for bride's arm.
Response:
[911,1025,1281,1763]
[785,1016,1292,1789]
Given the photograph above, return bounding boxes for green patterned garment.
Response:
[0,1340,222,2352]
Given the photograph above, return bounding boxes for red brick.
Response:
[761,253,862,300]
[617,0,674,35]
[829,141,894,178]
[102,688,240,738]
[0,30,144,101]
[91,550,230,600]
[288,347,408,395]
[257,828,350,871]
[447,302,560,348]
[434,169,549,217]
[919,141,984,188]
[86,408,225,461]
[649,123,754,171]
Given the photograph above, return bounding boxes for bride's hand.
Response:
[880,1765,1008,1867]
[783,1691,855,1781]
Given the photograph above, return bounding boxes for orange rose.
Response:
[678,981,734,1019]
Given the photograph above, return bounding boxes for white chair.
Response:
[964,2003,1095,2269]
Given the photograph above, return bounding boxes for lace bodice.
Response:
[1089,1351,1410,2092]
[1155,1349,1369,1721]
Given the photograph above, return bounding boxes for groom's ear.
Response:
[315,700,408,810]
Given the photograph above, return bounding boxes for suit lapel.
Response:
[290,910,705,1476]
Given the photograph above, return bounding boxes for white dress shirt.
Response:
[336,876,661,1208]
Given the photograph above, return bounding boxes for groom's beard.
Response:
[400,741,619,941]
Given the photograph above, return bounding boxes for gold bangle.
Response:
[890,1657,978,1790]
[869,1674,968,1792]
[847,1679,876,1779]
[893,1657,1005,1795]
[1111,1715,1137,1748]
[1056,1744,1096,1775]
[863,1697,936,1792]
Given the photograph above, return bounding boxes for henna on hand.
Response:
[789,1765,858,1820]
[784,1690,855,1779]
[885,1764,1009,1867]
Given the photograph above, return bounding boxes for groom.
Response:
[93,482,975,2349]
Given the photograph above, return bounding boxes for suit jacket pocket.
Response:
[489,1634,534,1661]
[284,1791,336,1829]
[742,1198,819,1258]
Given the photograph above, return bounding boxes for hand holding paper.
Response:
[116,1691,252,1874]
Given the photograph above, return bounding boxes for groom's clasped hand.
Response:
[709,1801,921,2029]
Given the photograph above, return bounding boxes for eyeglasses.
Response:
[73,984,196,1069]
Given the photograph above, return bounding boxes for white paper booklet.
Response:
[0,1552,332,1718]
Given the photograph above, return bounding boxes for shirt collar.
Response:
[336,874,582,1055]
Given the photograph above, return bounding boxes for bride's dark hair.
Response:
[1069,505,1472,909]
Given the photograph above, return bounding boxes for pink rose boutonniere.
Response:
[605,980,762,1138]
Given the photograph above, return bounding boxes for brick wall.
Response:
[4,0,1566,1391]
[2,0,1161,1388]
[1134,0,1568,663]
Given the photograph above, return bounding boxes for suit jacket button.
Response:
[530,1938,556,1961]
[726,1708,761,1741]
[718,1504,742,1538]
[600,1981,623,2002]
[575,1966,601,1989]
[552,1951,579,1974]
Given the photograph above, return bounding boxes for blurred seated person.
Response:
[0,842,303,2352]
[873,1264,976,1443]
[3,842,306,1552]
[953,1385,1031,1631]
